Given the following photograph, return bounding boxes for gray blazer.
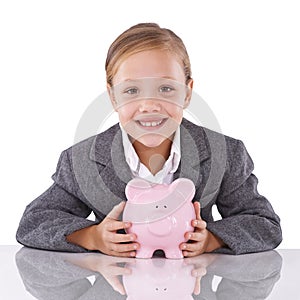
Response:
[16,118,282,254]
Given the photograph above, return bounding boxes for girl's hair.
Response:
[105,23,192,86]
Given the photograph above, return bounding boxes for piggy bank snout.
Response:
[149,204,172,223]
[154,204,168,209]
[148,217,172,236]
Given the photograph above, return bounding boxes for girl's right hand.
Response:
[91,201,139,257]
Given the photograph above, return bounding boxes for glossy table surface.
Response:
[0,246,298,299]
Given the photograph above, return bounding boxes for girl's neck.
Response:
[132,136,173,175]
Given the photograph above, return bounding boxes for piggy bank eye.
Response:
[156,205,159,208]
[164,205,167,208]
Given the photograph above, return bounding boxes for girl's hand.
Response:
[66,201,140,257]
[180,202,225,257]
[92,201,140,257]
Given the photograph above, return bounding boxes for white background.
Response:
[1,0,299,247]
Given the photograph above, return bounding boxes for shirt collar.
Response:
[120,124,181,175]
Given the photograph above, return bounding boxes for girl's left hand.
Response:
[180,202,224,257]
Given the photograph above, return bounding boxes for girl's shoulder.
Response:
[65,123,121,152]
[58,123,121,166]
[181,118,244,150]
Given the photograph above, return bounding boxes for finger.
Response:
[180,242,205,256]
[110,250,136,258]
[182,241,203,252]
[192,220,207,230]
[193,201,201,220]
[104,219,131,232]
[183,249,202,257]
[106,201,126,220]
[192,219,207,230]
[109,242,139,253]
[185,230,206,242]
[107,232,136,243]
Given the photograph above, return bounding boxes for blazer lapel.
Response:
[175,119,227,207]
[174,119,210,191]
[88,124,133,213]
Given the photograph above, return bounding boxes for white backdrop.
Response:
[1,0,299,247]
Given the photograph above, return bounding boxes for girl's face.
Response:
[108,50,193,147]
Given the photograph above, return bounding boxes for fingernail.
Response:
[193,220,198,226]
[182,244,186,249]
[130,252,136,257]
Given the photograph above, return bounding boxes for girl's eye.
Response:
[124,87,139,95]
[159,86,174,93]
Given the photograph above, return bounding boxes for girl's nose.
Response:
[138,99,161,113]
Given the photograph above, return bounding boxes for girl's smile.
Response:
[134,113,167,130]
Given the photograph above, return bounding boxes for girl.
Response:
[16,23,282,257]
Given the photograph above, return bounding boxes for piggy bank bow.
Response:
[123,178,196,259]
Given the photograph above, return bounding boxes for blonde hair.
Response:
[105,23,192,86]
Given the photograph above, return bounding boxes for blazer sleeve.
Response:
[16,150,100,252]
[205,139,282,255]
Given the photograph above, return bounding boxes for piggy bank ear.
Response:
[172,178,196,202]
[125,178,152,201]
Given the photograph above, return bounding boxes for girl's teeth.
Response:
[139,120,163,127]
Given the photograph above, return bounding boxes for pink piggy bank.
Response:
[123,178,196,259]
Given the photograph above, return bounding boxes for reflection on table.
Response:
[15,248,282,299]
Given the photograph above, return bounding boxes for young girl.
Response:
[16,23,282,257]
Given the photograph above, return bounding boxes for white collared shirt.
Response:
[120,125,181,184]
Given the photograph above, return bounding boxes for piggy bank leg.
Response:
[164,247,183,259]
[135,247,154,259]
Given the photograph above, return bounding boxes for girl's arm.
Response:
[16,181,98,252]
[16,149,139,256]
[205,139,282,255]
[180,137,282,256]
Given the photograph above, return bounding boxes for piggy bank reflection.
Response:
[123,178,196,259]
[123,258,194,300]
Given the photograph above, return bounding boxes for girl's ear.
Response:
[183,78,193,109]
[107,83,118,111]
